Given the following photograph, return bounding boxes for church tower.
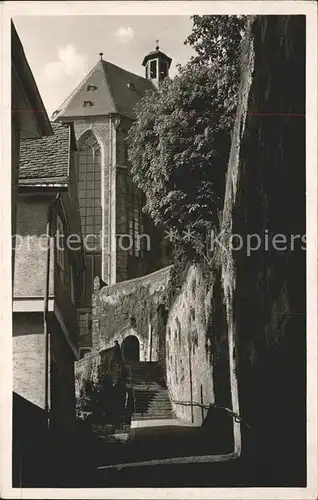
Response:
[52,48,172,352]
[142,42,172,88]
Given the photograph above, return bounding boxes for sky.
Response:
[13,15,196,117]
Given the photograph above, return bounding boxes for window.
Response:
[159,60,168,80]
[86,84,97,91]
[78,132,102,239]
[78,132,102,306]
[127,82,135,91]
[83,100,94,107]
[150,60,157,79]
[127,183,144,259]
[78,312,92,337]
[56,214,65,281]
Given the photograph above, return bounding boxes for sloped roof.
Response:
[19,122,70,183]
[12,22,53,139]
[142,49,172,67]
[53,59,155,121]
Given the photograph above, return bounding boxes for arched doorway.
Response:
[121,335,140,362]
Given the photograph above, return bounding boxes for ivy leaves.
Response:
[127,15,247,256]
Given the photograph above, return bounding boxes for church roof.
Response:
[53,59,156,121]
[19,122,72,185]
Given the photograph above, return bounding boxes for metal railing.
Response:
[164,376,252,429]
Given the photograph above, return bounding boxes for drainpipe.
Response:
[43,193,60,429]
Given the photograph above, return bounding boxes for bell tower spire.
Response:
[142,42,172,89]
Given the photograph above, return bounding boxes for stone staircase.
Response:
[127,362,175,421]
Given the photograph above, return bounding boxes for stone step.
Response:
[134,399,171,405]
[134,392,170,398]
[134,398,171,405]
[135,403,172,409]
[134,410,173,415]
[135,402,172,407]
[131,383,165,388]
[134,402,173,409]
[135,407,172,414]
[134,407,173,411]
[132,412,174,420]
[128,362,174,421]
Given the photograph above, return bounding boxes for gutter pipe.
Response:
[43,193,60,428]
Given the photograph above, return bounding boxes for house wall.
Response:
[14,194,54,298]
[13,312,47,408]
[13,189,82,421]
[13,309,77,427]
[50,319,77,431]
[52,200,81,356]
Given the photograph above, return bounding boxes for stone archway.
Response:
[121,335,140,362]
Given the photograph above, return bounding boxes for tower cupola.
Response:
[142,41,172,88]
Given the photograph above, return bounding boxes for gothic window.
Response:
[78,131,102,306]
[78,132,102,240]
[128,184,143,259]
[127,180,134,256]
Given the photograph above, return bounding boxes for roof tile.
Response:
[53,60,155,121]
[19,122,70,182]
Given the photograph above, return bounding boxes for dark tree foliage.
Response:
[185,15,247,113]
[127,15,247,256]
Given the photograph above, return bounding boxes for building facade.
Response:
[53,46,172,354]
[13,122,85,431]
[11,21,52,278]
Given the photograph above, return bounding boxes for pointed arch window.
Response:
[78,132,102,239]
[77,131,102,306]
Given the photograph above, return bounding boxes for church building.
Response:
[53,45,172,354]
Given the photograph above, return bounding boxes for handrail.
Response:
[164,376,252,429]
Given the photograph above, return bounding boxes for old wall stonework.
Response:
[167,15,305,482]
[229,16,306,483]
[92,266,171,355]
[74,267,171,401]
[166,265,215,425]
